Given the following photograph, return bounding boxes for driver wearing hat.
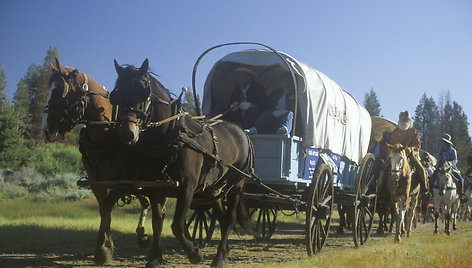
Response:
[224,67,266,128]
[437,133,466,200]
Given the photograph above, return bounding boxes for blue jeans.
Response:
[242,106,262,129]
[453,171,464,194]
[251,110,293,134]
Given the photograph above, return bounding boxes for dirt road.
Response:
[0,219,436,267]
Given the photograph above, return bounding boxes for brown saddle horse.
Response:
[110,58,257,268]
[385,143,416,243]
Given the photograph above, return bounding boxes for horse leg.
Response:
[145,194,167,268]
[377,211,385,234]
[407,197,418,237]
[171,182,202,263]
[92,187,119,265]
[346,206,354,230]
[452,199,459,230]
[136,196,151,248]
[445,210,451,236]
[338,204,346,233]
[393,206,401,243]
[236,193,261,241]
[212,182,243,268]
[434,209,439,234]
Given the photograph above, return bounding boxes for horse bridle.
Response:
[43,69,110,132]
[116,73,174,131]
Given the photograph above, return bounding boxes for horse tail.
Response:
[246,134,255,174]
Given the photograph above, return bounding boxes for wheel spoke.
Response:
[192,213,199,240]
[365,206,373,218]
[256,209,262,230]
[320,220,327,239]
[186,210,197,229]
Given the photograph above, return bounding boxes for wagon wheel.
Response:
[306,163,334,256]
[185,207,216,248]
[353,153,378,247]
[249,207,278,241]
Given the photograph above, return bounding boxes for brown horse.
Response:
[111,59,257,267]
[386,143,415,243]
[41,58,156,260]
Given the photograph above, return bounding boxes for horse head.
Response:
[42,57,111,142]
[110,59,172,145]
[437,161,454,196]
[386,143,410,177]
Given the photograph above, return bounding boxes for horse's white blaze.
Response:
[389,151,403,176]
[41,113,49,137]
[41,82,58,137]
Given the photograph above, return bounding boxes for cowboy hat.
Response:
[399,110,412,121]
[441,133,453,145]
[233,67,257,77]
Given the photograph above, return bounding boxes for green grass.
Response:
[252,222,472,268]
[0,198,166,250]
[1,198,472,267]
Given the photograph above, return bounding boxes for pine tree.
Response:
[181,88,201,116]
[448,102,472,171]
[0,102,29,170]
[414,93,440,153]
[0,61,7,106]
[13,79,31,138]
[363,87,381,116]
[20,63,43,143]
[19,46,59,143]
[436,91,472,172]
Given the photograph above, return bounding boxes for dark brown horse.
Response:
[41,58,156,260]
[111,59,256,267]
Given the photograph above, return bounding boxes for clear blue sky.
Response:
[1,1,471,132]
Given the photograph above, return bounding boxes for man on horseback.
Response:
[383,111,430,197]
[436,133,466,201]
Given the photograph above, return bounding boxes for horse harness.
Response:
[161,115,258,199]
[114,72,177,130]
[44,69,111,132]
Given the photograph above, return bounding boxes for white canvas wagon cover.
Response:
[202,49,371,164]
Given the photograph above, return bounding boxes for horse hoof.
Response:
[145,258,163,268]
[94,247,113,265]
[188,248,203,264]
[138,234,150,248]
[211,257,227,268]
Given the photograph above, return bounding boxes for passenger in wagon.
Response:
[244,74,294,135]
[383,111,430,197]
[224,68,266,128]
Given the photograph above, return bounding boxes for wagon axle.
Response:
[314,204,331,220]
